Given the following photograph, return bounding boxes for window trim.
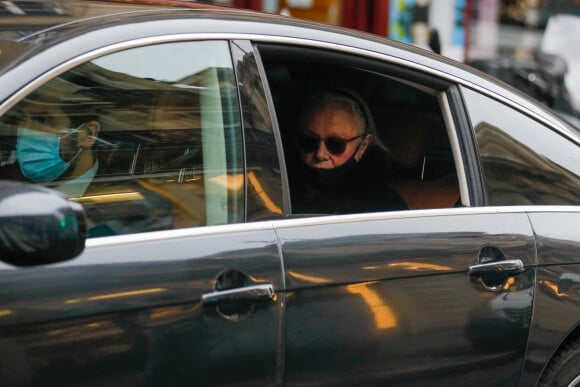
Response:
[229,39,286,221]
[439,91,471,207]
[250,41,291,216]
[447,85,487,206]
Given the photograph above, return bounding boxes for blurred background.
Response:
[230,0,580,126]
[226,0,579,61]
[1,0,579,124]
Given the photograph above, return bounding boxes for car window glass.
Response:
[230,40,285,221]
[0,40,244,237]
[462,86,580,205]
[258,44,461,214]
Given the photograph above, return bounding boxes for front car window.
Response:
[461,86,580,205]
[0,40,244,237]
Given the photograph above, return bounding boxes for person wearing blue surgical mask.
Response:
[5,99,101,198]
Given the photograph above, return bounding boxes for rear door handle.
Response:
[201,283,275,306]
[468,259,525,277]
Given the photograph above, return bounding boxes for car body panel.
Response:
[0,225,284,385]
[520,211,580,386]
[275,209,536,385]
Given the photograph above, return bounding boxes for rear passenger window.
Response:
[0,41,244,237]
[258,44,462,214]
[462,86,580,205]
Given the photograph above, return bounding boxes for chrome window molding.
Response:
[1,33,575,142]
[86,220,276,248]
[86,205,579,248]
[271,205,580,229]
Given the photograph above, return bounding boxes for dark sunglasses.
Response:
[299,134,364,155]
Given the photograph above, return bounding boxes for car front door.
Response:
[0,225,283,386]
[0,39,284,386]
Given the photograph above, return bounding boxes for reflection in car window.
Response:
[0,41,244,237]
[462,87,580,205]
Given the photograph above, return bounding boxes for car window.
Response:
[0,40,244,237]
[461,86,580,205]
[230,40,285,222]
[258,44,462,214]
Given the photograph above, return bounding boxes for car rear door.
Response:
[275,210,536,386]
[255,42,537,385]
[0,38,285,386]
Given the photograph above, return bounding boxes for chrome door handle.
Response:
[201,283,275,306]
[468,259,525,277]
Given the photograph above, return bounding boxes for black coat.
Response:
[290,147,408,215]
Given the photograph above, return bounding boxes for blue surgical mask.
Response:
[16,126,82,183]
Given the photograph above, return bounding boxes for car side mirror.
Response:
[0,181,86,266]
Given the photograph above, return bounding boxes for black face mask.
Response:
[304,153,360,189]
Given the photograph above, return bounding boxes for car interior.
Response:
[257,43,462,212]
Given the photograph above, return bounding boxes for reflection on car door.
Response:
[0,226,284,386]
[275,211,536,386]
[0,39,284,386]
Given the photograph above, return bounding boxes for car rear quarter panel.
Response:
[521,211,580,386]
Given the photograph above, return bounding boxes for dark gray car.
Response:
[0,1,578,386]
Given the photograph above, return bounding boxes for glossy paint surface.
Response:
[520,212,580,386]
[0,226,284,385]
[276,211,536,386]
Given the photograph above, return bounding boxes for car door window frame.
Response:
[255,42,475,213]
[446,85,486,206]
[230,39,286,221]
